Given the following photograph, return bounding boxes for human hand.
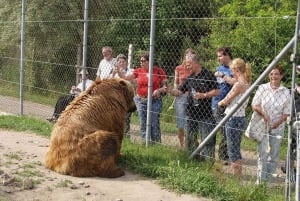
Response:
[217,105,226,116]
[70,85,76,93]
[215,71,224,77]
[152,89,161,99]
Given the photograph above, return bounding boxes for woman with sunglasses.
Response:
[116,52,167,143]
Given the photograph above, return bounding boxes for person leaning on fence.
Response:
[46,70,94,123]
[281,68,300,183]
[167,53,220,161]
[172,48,195,149]
[281,83,300,182]
[115,51,167,143]
[112,53,135,137]
[251,65,290,185]
[218,58,251,177]
[96,46,117,80]
[212,47,236,164]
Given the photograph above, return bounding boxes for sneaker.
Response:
[223,161,229,166]
[193,155,206,162]
[281,165,286,174]
[46,117,57,123]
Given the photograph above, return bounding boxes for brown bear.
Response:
[45,78,136,178]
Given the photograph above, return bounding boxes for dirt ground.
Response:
[0,130,210,201]
[0,95,287,200]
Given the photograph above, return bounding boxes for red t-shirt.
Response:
[133,66,166,97]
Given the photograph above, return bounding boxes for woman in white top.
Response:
[218,58,251,177]
[252,65,290,184]
[112,54,134,136]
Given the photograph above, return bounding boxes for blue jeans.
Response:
[225,116,246,162]
[257,127,284,183]
[175,93,188,129]
[134,96,163,142]
[186,117,216,159]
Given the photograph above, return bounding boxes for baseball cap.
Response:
[79,70,89,75]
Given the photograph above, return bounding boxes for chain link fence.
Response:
[0,0,299,199]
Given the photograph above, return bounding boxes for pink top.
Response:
[175,64,190,87]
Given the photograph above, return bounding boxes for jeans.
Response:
[134,95,163,142]
[257,126,284,183]
[124,112,132,135]
[175,93,188,129]
[186,116,216,159]
[225,116,246,162]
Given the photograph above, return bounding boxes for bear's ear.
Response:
[118,79,129,88]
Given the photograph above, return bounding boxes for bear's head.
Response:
[118,79,136,113]
[88,78,136,113]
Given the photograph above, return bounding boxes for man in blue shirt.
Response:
[212,47,235,164]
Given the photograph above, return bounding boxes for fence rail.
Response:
[0,0,299,200]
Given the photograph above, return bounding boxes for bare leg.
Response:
[178,128,185,148]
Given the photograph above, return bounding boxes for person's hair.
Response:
[184,48,196,56]
[273,65,284,75]
[117,54,127,61]
[185,53,199,63]
[217,47,233,60]
[181,48,196,65]
[141,51,149,61]
[102,46,112,53]
[231,58,252,83]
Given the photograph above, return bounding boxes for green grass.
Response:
[0,114,287,201]
[0,115,52,137]
[0,82,63,106]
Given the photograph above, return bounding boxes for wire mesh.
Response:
[0,0,299,199]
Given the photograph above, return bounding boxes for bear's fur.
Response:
[45,78,136,178]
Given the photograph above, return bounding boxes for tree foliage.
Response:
[0,0,298,92]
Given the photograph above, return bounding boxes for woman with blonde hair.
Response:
[173,48,195,148]
[218,58,251,176]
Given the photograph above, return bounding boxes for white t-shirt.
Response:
[96,58,117,79]
[252,82,291,131]
[76,79,94,92]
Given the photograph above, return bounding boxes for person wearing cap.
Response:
[70,70,94,95]
[47,70,94,123]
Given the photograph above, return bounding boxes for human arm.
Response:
[223,75,237,85]
[115,68,135,81]
[167,87,184,97]
[218,82,243,106]
[272,90,291,129]
[194,89,220,100]
[174,69,179,89]
[153,79,168,98]
[214,71,237,85]
[70,85,81,94]
[272,114,289,129]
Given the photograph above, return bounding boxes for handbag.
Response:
[245,111,267,142]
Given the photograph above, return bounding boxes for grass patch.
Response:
[0,115,52,137]
[120,140,285,201]
[55,179,73,188]
[0,115,287,201]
